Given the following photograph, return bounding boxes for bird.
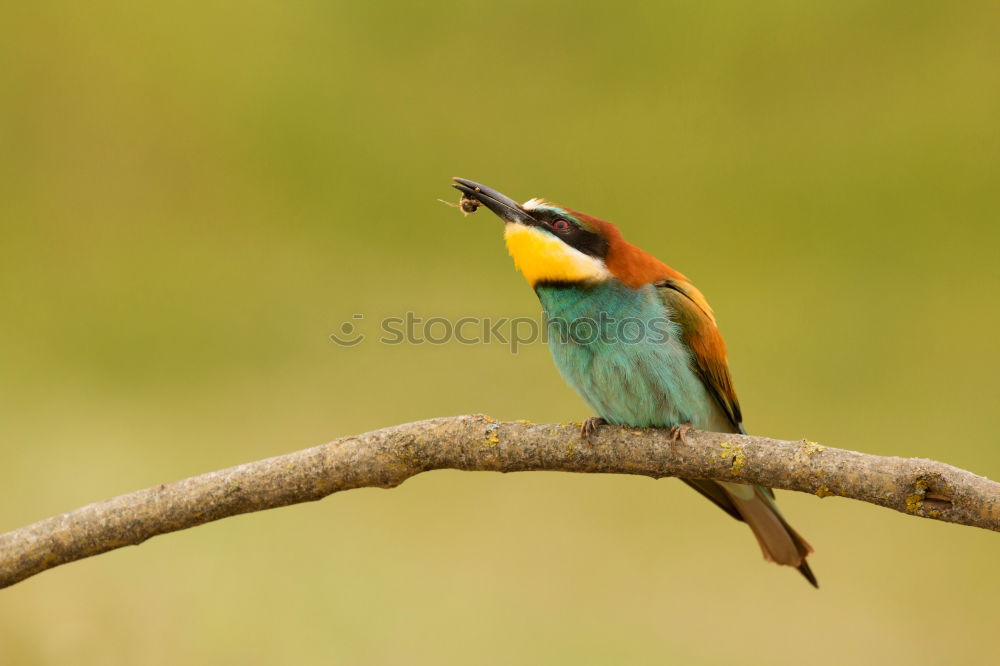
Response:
[451,177,817,587]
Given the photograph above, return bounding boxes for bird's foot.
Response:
[580,417,607,443]
[668,422,694,445]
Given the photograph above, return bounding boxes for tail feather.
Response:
[688,479,818,588]
[796,559,819,588]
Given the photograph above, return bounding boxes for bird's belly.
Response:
[538,283,726,430]
[550,331,721,428]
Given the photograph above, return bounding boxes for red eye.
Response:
[553,219,570,231]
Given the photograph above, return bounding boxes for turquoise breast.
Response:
[536,280,726,430]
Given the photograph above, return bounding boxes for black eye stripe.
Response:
[533,209,608,259]
[558,226,607,258]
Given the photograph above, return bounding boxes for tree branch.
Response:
[2,415,997,589]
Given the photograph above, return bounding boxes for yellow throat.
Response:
[503,223,609,286]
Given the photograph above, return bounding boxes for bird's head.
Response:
[452,177,681,289]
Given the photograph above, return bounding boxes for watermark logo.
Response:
[330,314,367,347]
[329,312,671,353]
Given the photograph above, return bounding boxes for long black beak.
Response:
[452,178,537,225]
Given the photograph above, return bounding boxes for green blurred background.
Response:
[1,1,998,664]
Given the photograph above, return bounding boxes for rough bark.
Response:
[1,415,997,589]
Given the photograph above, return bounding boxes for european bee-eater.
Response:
[452,177,817,586]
